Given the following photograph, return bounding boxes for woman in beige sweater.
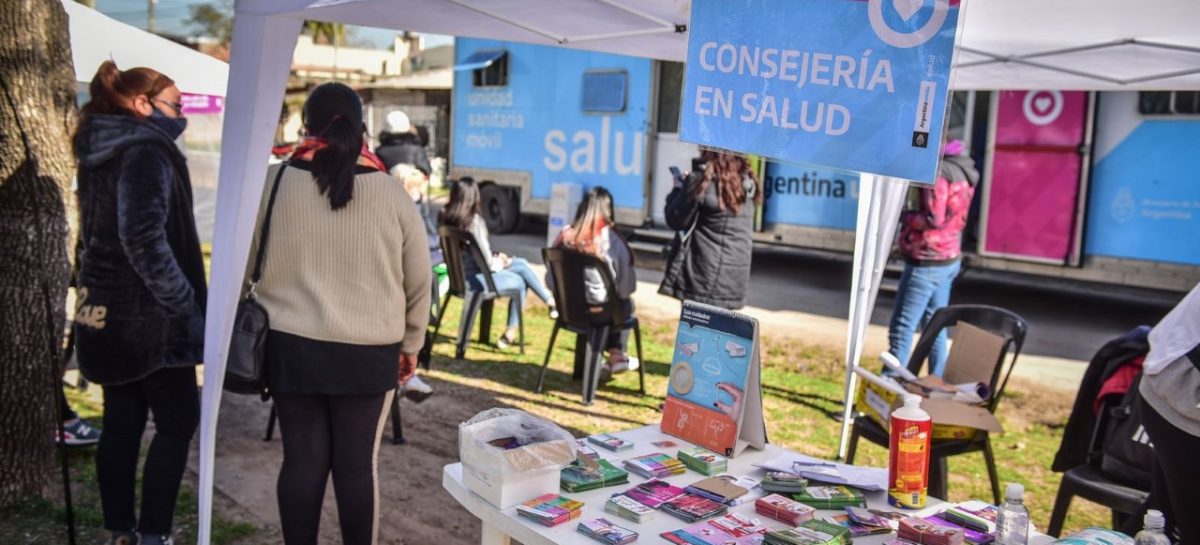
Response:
[246,82,431,545]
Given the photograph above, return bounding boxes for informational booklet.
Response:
[662,301,767,457]
[577,517,639,545]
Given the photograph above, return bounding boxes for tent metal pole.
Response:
[442,0,566,43]
[566,26,678,44]
[837,173,878,460]
[1123,66,1200,85]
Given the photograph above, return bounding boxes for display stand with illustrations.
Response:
[660,301,767,457]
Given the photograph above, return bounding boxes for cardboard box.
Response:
[855,323,1006,440]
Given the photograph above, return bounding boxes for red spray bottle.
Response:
[888,394,932,508]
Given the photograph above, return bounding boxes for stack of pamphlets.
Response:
[823,506,893,537]
[1048,528,1133,545]
[661,493,728,523]
[624,453,687,479]
[623,480,687,508]
[764,520,852,545]
[897,517,965,545]
[605,495,656,523]
[561,459,630,492]
[923,515,992,545]
[516,493,584,527]
[755,494,816,526]
[576,440,601,460]
[678,447,728,475]
[662,522,762,545]
[577,517,639,545]
[708,513,770,537]
[662,514,769,545]
[936,501,998,543]
[684,475,757,505]
[762,471,808,494]
[589,433,634,452]
[790,485,867,509]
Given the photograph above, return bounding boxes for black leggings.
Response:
[1139,396,1200,542]
[274,391,393,545]
[96,366,199,535]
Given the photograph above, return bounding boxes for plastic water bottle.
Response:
[1134,510,1170,545]
[995,483,1029,545]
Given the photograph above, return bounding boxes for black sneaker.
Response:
[110,531,138,545]
[140,534,173,545]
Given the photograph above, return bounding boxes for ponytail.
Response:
[302,82,366,211]
[311,116,361,210]
[81,61,174,119]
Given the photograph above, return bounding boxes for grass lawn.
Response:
[0,384,257,544]
[425,296,1111,535]
[13,245,1107,541]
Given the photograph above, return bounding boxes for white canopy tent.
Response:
[62,0,229,96]
[201,1,1200,542]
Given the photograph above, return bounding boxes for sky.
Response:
[92,0,453,49]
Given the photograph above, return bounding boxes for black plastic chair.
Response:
[1047,390,1149,536]
[265,387,407,445]
[537,247,645,405]
[432,226,525,359]
[847,304,1028,505]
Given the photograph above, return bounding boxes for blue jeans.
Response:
[475,257,553,330]
[887,260,961,376]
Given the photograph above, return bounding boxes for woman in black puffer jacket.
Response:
[659,150,761,310]
[73,61,205,545]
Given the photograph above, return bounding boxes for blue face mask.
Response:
[149,108,188,140]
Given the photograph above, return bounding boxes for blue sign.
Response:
[1085,121,1200,266]
[452,38,652,211]
[763,162,860,230]
[680,0,962,183]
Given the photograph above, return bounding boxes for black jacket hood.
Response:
[75,114,180,168]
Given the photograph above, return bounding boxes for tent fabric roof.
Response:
[235,0,1200,90]
[62,0,229,96]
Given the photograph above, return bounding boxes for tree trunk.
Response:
[0,1,77,507]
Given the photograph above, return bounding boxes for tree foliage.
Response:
[184,1,233,45]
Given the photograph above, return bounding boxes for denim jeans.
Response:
[475,257,553,330]
[887,260,961,376]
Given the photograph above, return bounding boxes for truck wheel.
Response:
[480,183,520,234]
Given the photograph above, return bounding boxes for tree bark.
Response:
[0,1,77,507]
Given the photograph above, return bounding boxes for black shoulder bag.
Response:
[224,163,288,398]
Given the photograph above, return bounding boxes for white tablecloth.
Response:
[442,424,1052,545]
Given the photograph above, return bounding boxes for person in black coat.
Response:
[373,110,432,176]
[659,150,761,310]
[73,61,205,545]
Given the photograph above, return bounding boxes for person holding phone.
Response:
[659,151,761,310]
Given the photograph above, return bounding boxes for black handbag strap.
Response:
[247,163,288,293]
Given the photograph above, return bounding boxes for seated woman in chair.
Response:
[550,187,639,377]
[439,177,556,349]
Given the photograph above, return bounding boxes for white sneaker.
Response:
[604,357,633,374]
[401,375,434,403]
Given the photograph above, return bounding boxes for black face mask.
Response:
[149,108,188,140]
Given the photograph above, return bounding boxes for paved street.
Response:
[490,222,1181,390]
